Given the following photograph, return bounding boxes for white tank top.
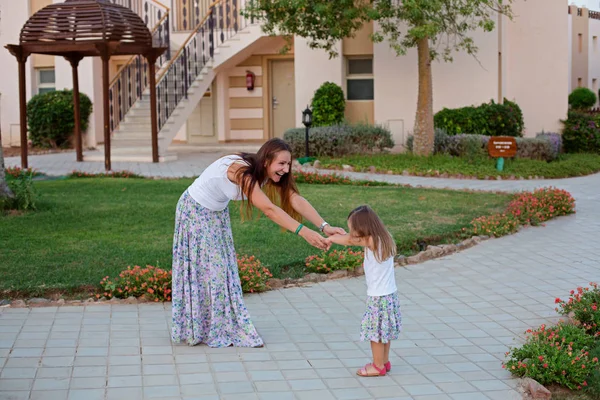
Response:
[187,155,248,211]
[364,247,397,297]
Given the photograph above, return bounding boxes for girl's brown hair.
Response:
[348,205,396,262]
[234,138,301,222]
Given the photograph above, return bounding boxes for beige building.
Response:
[0,0,569,161]
[569,4,600,104]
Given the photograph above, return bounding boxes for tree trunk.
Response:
[0,134,15,200]
[413,36,435,156]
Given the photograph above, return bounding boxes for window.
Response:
[579,34,583,53]
[578,77,583,87]
[346,57,374,101]
[594,79,598,95]
[594,36,598,52]
[37,68,55,94]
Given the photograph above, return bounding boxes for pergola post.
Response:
[18,57,28,169]
[100,48,111,171]
[146,52,160,163]
[6,46,31,169]
[66,55,85,162]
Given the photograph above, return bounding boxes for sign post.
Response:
[487,136,517,172]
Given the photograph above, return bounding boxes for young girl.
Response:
[326,205,402,377]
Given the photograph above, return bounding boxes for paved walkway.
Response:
[4,147,253,178]
[1,151,600,399]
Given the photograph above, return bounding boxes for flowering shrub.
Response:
[237,254,272,293]
[292,171,392,187]
[504,322,599,390]
[293,171,353,185]
[305,249,364,274]
[465,187,575,239]
[561,111,600,154]
[284,123,393,158]
[5,166,39,179]
[69,170,143,179]
[556,283,600,336]
[99,265,172,302]
[536,132,563,159]
[466,213,519,237]
[508,187,576,226]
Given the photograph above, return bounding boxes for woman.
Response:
[171,138,345,347]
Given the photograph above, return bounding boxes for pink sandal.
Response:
[385,361,391,372]
[356,363,386,377]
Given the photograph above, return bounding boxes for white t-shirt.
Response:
[364,247,397,297]
[187,155,248,211]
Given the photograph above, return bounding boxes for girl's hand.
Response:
[323,225,346,237]
[300,227,330,250]
[325,234,346,247]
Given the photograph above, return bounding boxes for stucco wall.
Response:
[0,0,33,147]
[505,0,568,135]
[589,18,600,104]
[294,37,344,127]
[373,20,498,146]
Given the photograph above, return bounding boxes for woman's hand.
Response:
[323,225,346,237]
[300,227,330,250]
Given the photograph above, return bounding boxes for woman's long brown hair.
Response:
[234,138,302,222]
[348,205,396,262]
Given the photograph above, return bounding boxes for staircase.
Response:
[90,0,264,162]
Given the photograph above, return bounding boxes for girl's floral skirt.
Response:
[170,191,263,348]
[360,291,402,344]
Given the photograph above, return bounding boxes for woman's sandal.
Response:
[384,361,391,372]
[356,363,386,377]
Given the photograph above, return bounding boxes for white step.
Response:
[85,151,178,163]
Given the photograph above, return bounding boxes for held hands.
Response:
[299,227,330,251]
[323,225,346,237]
[324,234,346,247]
[298,224,347,251]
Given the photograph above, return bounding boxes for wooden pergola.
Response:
[5,0,167,171]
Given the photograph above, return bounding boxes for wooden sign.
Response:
[488,136,517,158]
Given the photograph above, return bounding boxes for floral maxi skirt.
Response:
[170,191,264,347]
[360,291,402,344]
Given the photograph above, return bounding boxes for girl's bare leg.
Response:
[371,341,385,369]
[384,342,391,364]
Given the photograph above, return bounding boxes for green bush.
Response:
[556,283,600,336]
[569,87,597,110]
[433,106,482,135]
[445,134,489,162]
[536,132,563,159]
[515,138,555,161]
[408,130,558,162]
[27,90,93,148]
[310,82,346,127]
[433,98,524,137]
[283,123,394,158]
[2,170,37,212]
[504,322,598,390]
[305,249,363,274]
[561,111,600,153]
[406,129,449,154]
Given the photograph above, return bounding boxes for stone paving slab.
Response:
[2,151,600,399]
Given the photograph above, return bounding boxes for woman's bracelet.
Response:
[319,221,329,232]
[295,224,304,235]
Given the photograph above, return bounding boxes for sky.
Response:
[570,0,600,11]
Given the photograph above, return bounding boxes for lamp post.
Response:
[301,106,313,159]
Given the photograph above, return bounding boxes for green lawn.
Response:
[318,153,600,179]
[0,178,511,296]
